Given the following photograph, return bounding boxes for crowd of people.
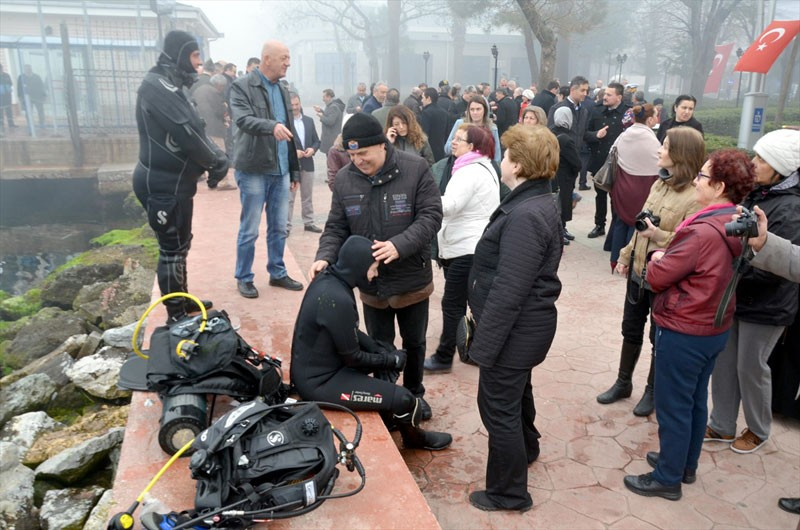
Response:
[134,31,800,514]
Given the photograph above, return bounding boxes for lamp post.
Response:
[607,51,613,83]
[422,50,430,85]
[616,53,627,82]
[491,44,498,89]
[661,57,671,100]
[735,47,744,106]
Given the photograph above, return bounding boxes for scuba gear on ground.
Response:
[158,393,208,455]
[115,401,365,530]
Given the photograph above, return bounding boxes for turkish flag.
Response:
[734,20,800,73]
[704,42,735,94]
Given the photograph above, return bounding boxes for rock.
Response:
[77,331,103,359]
[101,322,143,350]
[0,411,63,452]
[39,486,105,530]
[3,307,87,369]
[40,263,124,310]
[74,265,153,329]
[0,333,85,387]
[25,406,128,466]
[0,442,37,530]
[0,315,29,343]
[35,428,124,484]
[66,347,131,400]
[83,488,113,530]
[0,373,58,427]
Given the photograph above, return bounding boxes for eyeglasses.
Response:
[452,136,468,143]
[696,172,712,180]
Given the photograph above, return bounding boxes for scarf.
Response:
[452,150,484,174]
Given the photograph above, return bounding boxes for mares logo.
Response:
[342,390,383,404]
[156,210,168,225]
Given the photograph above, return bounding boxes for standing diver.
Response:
[132,30,229,323]
[291,235,452,450]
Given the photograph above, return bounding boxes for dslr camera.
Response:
[725,207,759,238]
[635,209,661,232]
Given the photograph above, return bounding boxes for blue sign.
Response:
[751,108,764,133]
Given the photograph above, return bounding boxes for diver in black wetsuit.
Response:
[132,30,229,322]
[291,235,452,451]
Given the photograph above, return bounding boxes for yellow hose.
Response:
[135,437,195,503]
[131,292,208,360]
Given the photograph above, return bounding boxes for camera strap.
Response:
[714,239,753,328]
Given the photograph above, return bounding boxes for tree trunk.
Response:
[516,0,557,85]
[775,36,799,125]
[387,0,401,88]
[522,25,539,86]
[451,16,466,86]
[556,34,571,85]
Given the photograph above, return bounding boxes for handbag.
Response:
[592,145,618,192]
[456,313,477,365]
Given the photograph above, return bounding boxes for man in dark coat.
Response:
[418,88,449,161]
[292,235,452,451]
[0,64,14,130]
[309,113,443,421]
[531,80,559,117]
[584,82,629,238]
[132,30,229,322]
[289,93,321,233]
[403,86,422,116]
[493,87,517,138]
[17,64,47,128]
[361,82,387,115]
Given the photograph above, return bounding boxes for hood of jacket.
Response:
[328,235,375,290]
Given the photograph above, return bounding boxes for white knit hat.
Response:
[753,129,800,177]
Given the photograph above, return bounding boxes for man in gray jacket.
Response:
[229,40,302,297]
[315,88,344,154]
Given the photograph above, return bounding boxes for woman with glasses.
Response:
[444,95,501,162]
[623,149,754,500]
[596,127,702,417]
[424,124,500,373]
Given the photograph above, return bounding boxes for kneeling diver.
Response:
[291,235,451,450]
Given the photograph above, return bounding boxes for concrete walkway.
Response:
[283,161,800,530]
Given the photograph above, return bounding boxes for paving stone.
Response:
[701,468,766,504]
[521,499,606,529]
[568,436,631,469]
[551,485,628,524]
[545,459,598,490]
[608,515,661,530]
[628,491,714,529]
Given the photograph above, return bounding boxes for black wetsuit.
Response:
[131,31,227,318]
[291,236,414,415]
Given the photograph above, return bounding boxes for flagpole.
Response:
[737,0,777,149]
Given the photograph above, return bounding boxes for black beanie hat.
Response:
[341,113,386,150]
[161,30,199,74]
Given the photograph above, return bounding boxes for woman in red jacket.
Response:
[623,149,754,501]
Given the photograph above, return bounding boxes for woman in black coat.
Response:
[467,124,563,512]
[549,106,581,244]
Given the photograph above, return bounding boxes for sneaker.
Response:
[269,275,304,291]
[237,281,259,299]
[731,428,767,454]
[703,426,734,443]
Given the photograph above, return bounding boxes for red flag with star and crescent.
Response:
[734,20,800,74]
[704,42,735,94]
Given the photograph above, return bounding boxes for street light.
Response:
[616,53,628,82]
[422,50,430,85]
[735,47,744,107]
[491,44,498,89]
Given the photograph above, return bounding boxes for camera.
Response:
[635,209,661,232]
[725,207,759,238]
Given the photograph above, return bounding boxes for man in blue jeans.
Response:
[229,40,303,297]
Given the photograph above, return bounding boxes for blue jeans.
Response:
[652,326,729,485]
[234,170,289,282]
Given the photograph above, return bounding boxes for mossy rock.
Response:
[3,307,87,369]
[0,289,42,321]
[53,225,157,275]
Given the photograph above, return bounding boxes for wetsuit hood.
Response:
[157,30,199,88]
[329,235,375,290]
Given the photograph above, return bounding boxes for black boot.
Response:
[597,342,641,404]
[633,358,655,416]
[185,298,213,313]
[164,298,187,325]
[395,398,452,451]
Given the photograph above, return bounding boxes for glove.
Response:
[374,369,400,384]
[386,349,406,371]
[207,156,229,188]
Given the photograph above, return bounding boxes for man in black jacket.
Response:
[293,235,451,450]
[585,82,629,238]
[531,80,559,117]
[289,93,321,233]
[493,87,517,138]
[309,113,443,420]
[132,30,229,323]
[419,88,449,161]
[229,40,303,297]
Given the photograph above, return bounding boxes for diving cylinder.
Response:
[158,393,207,456]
